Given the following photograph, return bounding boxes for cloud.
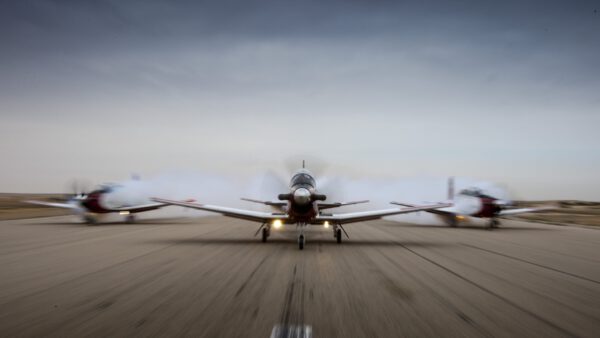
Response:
[1,0,599,199]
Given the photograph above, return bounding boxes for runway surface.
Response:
[0,216,599,337]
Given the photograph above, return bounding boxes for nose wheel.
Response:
[298,234,305,250]
[488,218,500,229]
[125,215,136,224]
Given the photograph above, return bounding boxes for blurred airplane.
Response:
[391,177,553,229]
[153,162,449,250]
[25,180,174,224]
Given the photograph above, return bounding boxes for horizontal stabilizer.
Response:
[240,198,287,207]
[317,200,369,210]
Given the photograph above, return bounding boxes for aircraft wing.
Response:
[240,198,287,207]
[152,198,288,223]
[24,200,79,209]
[498,206,554,216]
[315,203,451,225]
[390,201,458,215]
[111,203,170,213]
[392,202,554,217]
[317,200,370,210]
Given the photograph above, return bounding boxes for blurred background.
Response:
[1,0,599,201]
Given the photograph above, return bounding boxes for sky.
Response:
[1,0,599,200]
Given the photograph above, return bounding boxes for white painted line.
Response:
[270,324,312,338]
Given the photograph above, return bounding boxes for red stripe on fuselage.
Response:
[473,197,501,218]
[81,191,111,213]
[287,201,318,223]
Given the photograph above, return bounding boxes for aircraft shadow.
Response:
[21,218,197,226]
[388,224,557,231]
[149,237,452,248]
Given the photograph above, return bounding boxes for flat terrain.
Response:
[0,216,598,337]
[0,194,70,220]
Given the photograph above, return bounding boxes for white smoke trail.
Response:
[100,169,510,225]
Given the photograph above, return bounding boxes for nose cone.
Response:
[293,188,312,205]
[455,194,483,215]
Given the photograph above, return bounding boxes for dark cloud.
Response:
[1,1,600,198]
[2,1,598,51]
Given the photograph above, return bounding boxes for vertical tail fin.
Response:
[447,177,455,201]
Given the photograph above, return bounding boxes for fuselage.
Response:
[79,184,154,214]
[280,169,324,223]
[452,189,503,218]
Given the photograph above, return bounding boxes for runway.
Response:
[0,216,598,337]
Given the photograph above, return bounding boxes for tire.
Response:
[336,229,342,244]
[298,235,305,250]
[262,227,268,243]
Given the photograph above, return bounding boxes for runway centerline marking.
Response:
[270,324,312,338]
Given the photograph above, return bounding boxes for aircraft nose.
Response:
[293,188,311,205]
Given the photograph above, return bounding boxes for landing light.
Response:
[273,219,283,229]
[119,211,130,215]
[323,221,330,228]
[456,215,465,221]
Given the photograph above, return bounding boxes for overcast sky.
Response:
[1,0,599,200]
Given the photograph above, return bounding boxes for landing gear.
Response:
[83,215,97,225]
[298,234,305,250]
[261,227,270,243]
[488,218,500,229]
[125,215,136,224]
[449,217,458,227]
[335,228,342,244]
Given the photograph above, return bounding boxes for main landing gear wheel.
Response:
[126,215,136,224]
[336,228,342,244]
[298,234,305,250]
[84,216,97,225]
[488,219,500,229]
[261,227,270,243]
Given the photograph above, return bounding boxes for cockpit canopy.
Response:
[290,170,316,188]
[95,183,122,194]
[460,187,495,199]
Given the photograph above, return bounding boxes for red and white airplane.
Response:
[25,181,174,224]
[391,177,553,228]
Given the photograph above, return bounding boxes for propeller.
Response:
[246,170,288,210]
[65,179,90,201]
[258,170,288,196]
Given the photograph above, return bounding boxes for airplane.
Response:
[391,177,554,229]
[152,163,450,250]
[25,180,175,224]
